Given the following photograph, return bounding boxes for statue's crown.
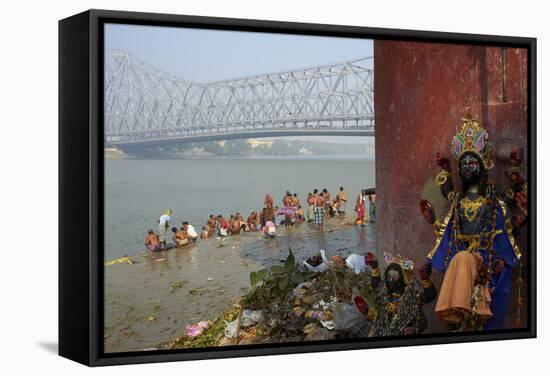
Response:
[383,252,414,270]
[451,115,494,169]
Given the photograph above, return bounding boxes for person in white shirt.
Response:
[158,209,172,249]
[183,221,198,242]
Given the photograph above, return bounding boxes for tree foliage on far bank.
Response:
[122,139,373,159]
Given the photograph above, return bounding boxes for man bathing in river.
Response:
[337,186,347,219]
[144,230,161,252]
[314,192,325,232]
[246,211,258,231]
[230,215,242,235]
[236,212,247,232]
[306,193,315,222]
[217,215,229,237]
[182,221,198,242]
[331,196,341,218]
[172,227,189,247]
[292,193,300,207]
[322,188,330,203]
[158,209,172,250]
[207,215,217,236]
[322,188,331,219]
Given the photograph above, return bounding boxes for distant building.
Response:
[104,148,126,159]
[249,139,274,148]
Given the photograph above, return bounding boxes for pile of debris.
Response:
[165,249,385,349]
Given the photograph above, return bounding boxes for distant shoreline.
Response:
[105,154,375,161]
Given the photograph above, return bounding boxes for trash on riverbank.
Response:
[224,318,240,339]
[346,253,374,274]
[302,249,329,272]
[170,304,242,348]
[162,248,387,349]
[185,321,211,337]
[241,310,265,327]
[104,256,135,266]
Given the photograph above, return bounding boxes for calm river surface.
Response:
[104,156,375,260]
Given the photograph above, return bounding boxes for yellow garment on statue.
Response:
[435,251,477,323]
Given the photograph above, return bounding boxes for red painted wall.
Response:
[373,41,528,331]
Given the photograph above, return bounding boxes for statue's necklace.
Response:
[461,195,485,222]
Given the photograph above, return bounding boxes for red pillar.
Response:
[374,40,528,331]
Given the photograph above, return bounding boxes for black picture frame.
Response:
[59,9,537,367]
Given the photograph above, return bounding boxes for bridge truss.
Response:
[104,49,374,145]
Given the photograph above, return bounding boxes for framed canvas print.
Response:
[59,9,536,366]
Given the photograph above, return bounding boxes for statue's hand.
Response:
[510,190,528,228]
[494,259,506,275]
[420,200,436,225]
[419,263,432,280]
[436,152,451,171]
[509,148,524,167]
[473,252,484,265]
[515,191,528,212]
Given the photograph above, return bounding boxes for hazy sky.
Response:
[105,23,373,82]
[104,23,374,144]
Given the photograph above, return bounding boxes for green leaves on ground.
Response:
[244,249,310,310]
[249,268,268,287]
[249,249,297,287]
[284,250,295,272]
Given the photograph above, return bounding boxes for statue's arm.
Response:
[504,148,528,230]
[419,263,437,304]
[365,252,381,289]
[418,153,455,229]
[435,153,455,200]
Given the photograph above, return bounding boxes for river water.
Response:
[104,156,377,352]
[104,156,376,260]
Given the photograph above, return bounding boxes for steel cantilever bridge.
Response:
[104,49,374,147]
